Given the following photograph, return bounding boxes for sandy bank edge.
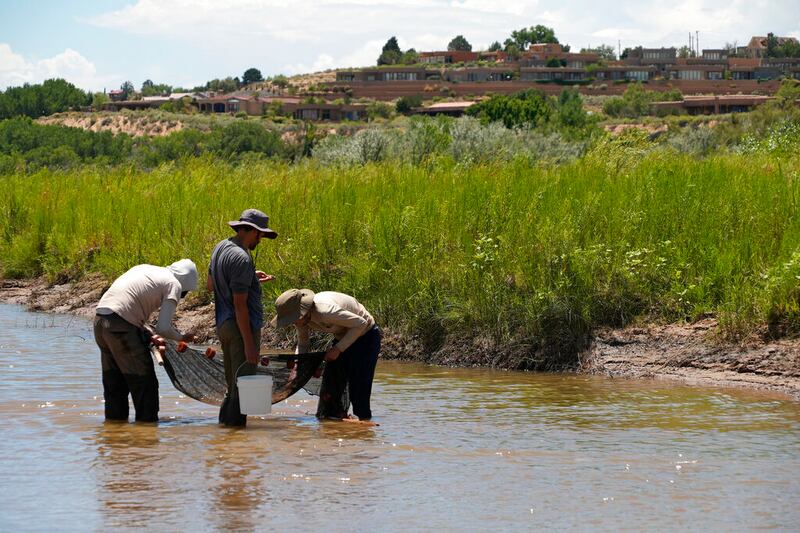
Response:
[2,277,798,400]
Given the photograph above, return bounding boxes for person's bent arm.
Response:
[296,323,310,354]
[155,299,193,342]
[233,292,259,364]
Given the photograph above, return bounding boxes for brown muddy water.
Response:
[1,304,799,532]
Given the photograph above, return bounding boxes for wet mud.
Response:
[2,276,798,399]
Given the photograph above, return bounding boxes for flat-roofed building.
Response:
[445,67,515,82]
[419,51,480,64]
[668,65,726,80]
[651,95,774,115]
[520,67,589,81]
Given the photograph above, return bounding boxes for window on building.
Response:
[625,70,649,81]
[384,72,418,81]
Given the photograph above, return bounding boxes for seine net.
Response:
[156,341,349,414]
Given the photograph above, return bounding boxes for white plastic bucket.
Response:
[237,375,273,415]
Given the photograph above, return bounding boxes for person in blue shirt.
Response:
[207,209,277,427]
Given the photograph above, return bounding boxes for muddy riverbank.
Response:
[2,276,798,399]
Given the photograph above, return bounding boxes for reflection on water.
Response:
[0,303,799,531]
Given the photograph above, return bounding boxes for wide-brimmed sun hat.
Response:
[228,208,277,239]
[271,288,315,327]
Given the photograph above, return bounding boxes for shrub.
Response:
[313,128,392,166]
[216,121,284,159]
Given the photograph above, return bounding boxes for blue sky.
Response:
[1,0,799,92]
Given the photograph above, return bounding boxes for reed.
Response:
[1,149,798,366]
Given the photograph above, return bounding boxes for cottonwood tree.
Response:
[448,35,472,52]
[242,68,264,85]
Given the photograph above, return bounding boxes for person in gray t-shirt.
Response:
[207,209,277,427]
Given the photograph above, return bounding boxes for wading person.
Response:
[207,208,277,427]
[94,259,199,422]
[272,289,381,423]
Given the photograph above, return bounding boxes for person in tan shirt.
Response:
[272,289,381,421]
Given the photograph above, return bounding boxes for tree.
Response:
[505,43,521,61]
[0,79,91,119]
[465,89,552,128]
[91,92,109,111]
[546,58,564,67]
[766,33,779,58]
[378,36,403,65]
[557,89,588,129]
[204,77,240,93]
[504,25,559,52]
[120,81,135,100]
[401,49,420,65]
[580,44,616,61]
[448,35,472,52]
[242,68,264,85]
[216,121,284,158]
[140,79,172,96]
[383,36,401,53]
[677,45,695,59]
[488,41,502,52]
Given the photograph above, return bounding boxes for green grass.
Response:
[1,150,798,367]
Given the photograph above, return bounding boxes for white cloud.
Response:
[0,44,117,91]
[35,0,800,81]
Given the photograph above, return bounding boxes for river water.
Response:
[0,303,798,532]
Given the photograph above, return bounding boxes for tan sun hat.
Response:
[271,288,315,327]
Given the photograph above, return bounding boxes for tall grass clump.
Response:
[1,147,798,367]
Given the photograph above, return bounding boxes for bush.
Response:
[396,95,423,114]
[313,128,392,166]
[666,126,719,156]
[466,89,552,128]
[448,116,515,164]
[215,121,284,159]
[400,116,452,164]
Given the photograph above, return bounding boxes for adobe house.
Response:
[747,36,800,58]
[668,64,726,80]
[445,67,515,82]
[337,67,435,82]
[419,51,480,64]
[593,65,656,82]
[624,47,677,74]
[284,103,368,121]
[412,101,476,117]
[651,95,774,115]
[519,67,589,81]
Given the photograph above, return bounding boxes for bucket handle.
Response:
[234,360,258,381]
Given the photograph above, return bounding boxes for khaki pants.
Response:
[217,319,261,427]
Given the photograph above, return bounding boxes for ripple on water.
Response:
[0,304,798,531]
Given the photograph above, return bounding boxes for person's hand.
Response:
[255,271,275,283]
[245,344,260,365]
[325,346,342,362]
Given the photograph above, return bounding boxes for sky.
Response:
[1,0,799,93]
